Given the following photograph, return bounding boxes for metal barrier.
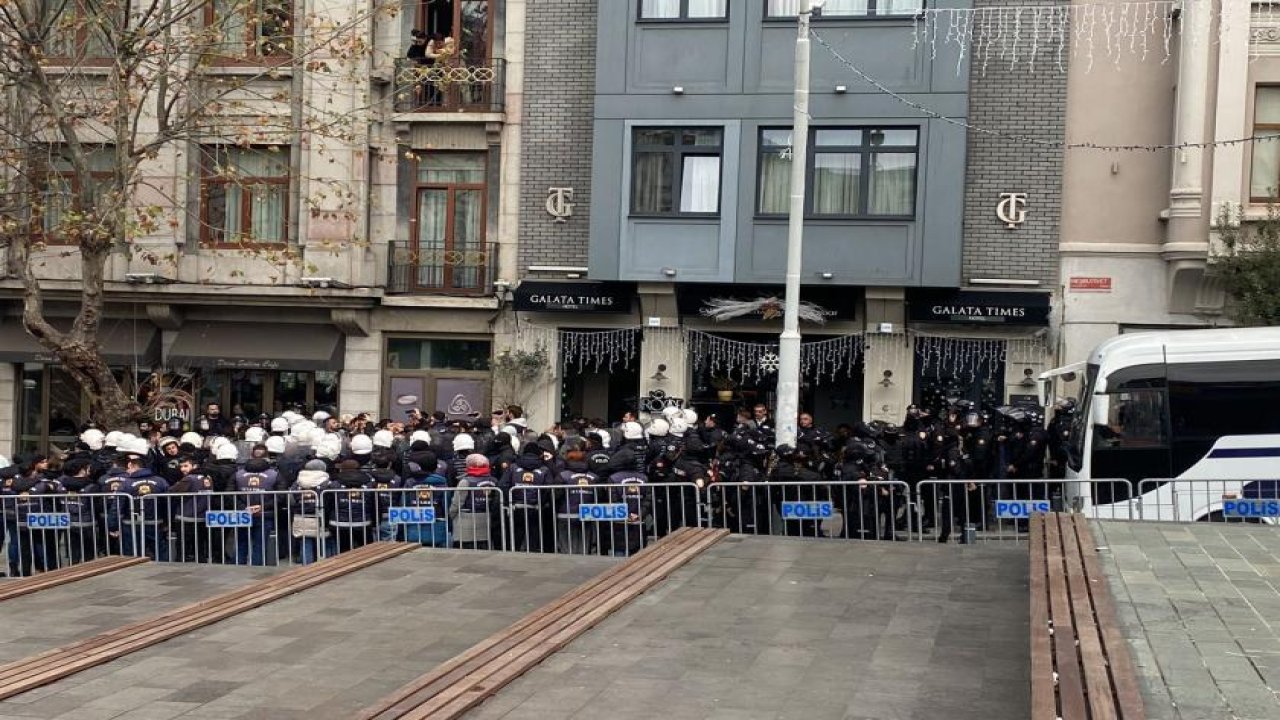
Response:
[706,480,911,541]
[319,485,507,557]
[1,493,135,577]
[1134,478,1280,524]
[506,482,701,557]
[137,490,319,566]
[913,479,1135,543]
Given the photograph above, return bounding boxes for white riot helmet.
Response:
[661,405,683,420]
[305,427,327,447]
[670,417,689,436]
[209,436,233,454]
[410,430,431,446]
[180,432,203,447]
[682,408,698,425]
[244,427,267,443]
[103,431,124,448]
[647,419,670,437]
[119,437,151,458]
[214,443,240,461]
[291,420,317,440]
[313,411,331,424]
[372,430,395,448]
[595,429,612,449]
[265,436,286,455]
[350,434,374,455]
[621,421,644,441]
[80,428,105,451]
[270,417,290,434]
[316,438,342,461]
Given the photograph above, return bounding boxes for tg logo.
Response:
[546,187,574,223]
[996,192,1028,229]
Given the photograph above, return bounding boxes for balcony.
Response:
[392,58,506,114]
[387,241,496,296]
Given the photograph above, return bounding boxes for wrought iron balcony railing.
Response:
[387,240,496,296]
[391,58,506,113]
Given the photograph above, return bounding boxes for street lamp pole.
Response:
[775,0,816,449]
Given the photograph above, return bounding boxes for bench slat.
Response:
[1045,511,1089,719]
[1060,513,1118,720]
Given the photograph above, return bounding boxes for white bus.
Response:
[1039,327,1280,522]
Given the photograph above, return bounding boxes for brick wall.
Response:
[961,0,1066,286]
[517,0,597,274]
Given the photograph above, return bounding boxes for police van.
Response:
[1039,326,1280,522]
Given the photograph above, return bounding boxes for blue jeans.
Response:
[235,518,275,566]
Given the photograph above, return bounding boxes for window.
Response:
[207,0,292,60]
[42,0,115,60]
[1097,388,1168,450]
[766,0,921,17]
[387,338,491,370]
[200,146,290,245]
[757,127,918,217]
[40,146,115,241]
[1251,87,1280,201]
[412,152,488,292]
[640,0,728,20]
[631,127,723,216]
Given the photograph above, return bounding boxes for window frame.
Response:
[762,0,923,20]
[1250,85,1280,203]
[409,151,490,294]
[755,125,920,220]
[198,145,292,247]
[629,126,725,218]
[36,145,116,245]
[204,0,294,65]
[39,0,118,64]
[637,0,730,22]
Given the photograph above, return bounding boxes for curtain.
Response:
[868,152,915,215]
[824,0,868,15]
[641,0,681,18]
[420,152,485,184]
[632,151,672,213]
[680,155,720,213]
[812,153,860,215]
[1251,133,1280,200]
[453,189,483,289]
[416,189,447,287]
[209,184,239,241]
[767,0,799,16]
[213,0,248,54]
[879,0,921,14]
[42,176,70,234]
[758,150,791,214]
[250,184,286,242]
[687,0,727,18]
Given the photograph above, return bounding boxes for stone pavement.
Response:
[0,548,614,720]
[1095,520,1280,720]
[0,563,278,663]
[463,536,1030,720]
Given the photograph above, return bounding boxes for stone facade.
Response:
[517,0,598,273]
[961,0,1067,287]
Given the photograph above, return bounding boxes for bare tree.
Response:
[0,0,385,427]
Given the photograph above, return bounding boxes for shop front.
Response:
[383,335,491,424]
[0,319,162,456]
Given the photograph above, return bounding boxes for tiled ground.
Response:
[0,549,615,720]
[462,536,1031,720]
[0,563,279,663]
[1096,521,1280,720]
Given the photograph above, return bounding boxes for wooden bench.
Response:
[1030,513,1145,720]
[0,555,148,602]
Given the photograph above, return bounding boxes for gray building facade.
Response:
[516,0,1064,426]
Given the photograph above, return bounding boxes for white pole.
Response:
[775,0,814,449]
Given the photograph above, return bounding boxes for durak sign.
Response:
[512,281,633,313]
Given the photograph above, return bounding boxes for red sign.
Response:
[1070,277,1112,292]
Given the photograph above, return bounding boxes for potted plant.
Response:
[711,375,736,402]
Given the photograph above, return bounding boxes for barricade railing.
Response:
[137,490,318,566]
[1,493,135,578]
[319,485,507,558]
[506,482,701,557]
[1134,478,1280,524]
[913,479,1135,543]
[705,480,911,541]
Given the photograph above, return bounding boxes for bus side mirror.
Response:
[1036,377,1052,408]
[1090,395,1109,427]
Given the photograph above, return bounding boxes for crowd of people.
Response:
[0,397,1075,577]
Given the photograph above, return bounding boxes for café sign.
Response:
[513,281,633,313]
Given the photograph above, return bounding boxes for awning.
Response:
[168,322,345,371]
[0,319,161,366]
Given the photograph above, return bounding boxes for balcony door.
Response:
[411,152,487,294]
[419,0,490,62]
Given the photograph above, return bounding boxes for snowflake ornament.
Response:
[759,351,780,374]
